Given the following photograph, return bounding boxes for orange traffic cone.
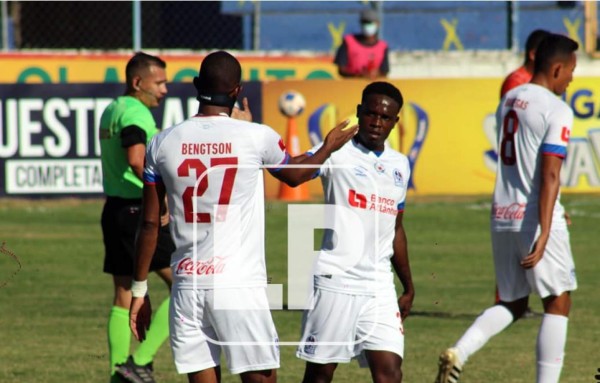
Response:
[279,116,310,201]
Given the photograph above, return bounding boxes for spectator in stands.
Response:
[500,29,551,98]
[334,8,390,79]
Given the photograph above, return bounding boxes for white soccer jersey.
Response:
[309,139,411,295]
[144,115,288,289]
[492,83,572,232]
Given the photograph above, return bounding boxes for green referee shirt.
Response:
[99,96,159,199]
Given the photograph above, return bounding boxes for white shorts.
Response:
[296,288,404,365]
[491,229,577,301]
[169,287,280,375]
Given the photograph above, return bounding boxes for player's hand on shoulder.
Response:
[323,119,358,152]
[130,295,152,341]
[231,97,253,122]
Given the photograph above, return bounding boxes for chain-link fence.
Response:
[0,1,594,54]
[6,1,245,50]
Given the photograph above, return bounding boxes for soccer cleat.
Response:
[115,356,156,383]
[435,347,463,383]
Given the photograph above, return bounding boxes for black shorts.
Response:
[101,196,174,276]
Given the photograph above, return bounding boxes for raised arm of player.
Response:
[231,99,357,186]
[272,119,358,186]
[391,211,415,321]
[231,97,253,122]
[129,179,166,341]
[520,155,562,269]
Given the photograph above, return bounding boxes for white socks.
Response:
[452,307,568,383]
[454,305,514,364]
[536,313,568,383]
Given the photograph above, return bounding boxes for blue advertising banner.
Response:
[0,82,262,197]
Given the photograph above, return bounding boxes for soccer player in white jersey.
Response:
[436,34,578,383]
[127,51,357,383]
[296,82,415,383]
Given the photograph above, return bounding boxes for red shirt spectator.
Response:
[334,8,389,79]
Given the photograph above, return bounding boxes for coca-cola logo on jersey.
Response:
[175,256,227,276]
[492,203,526,220]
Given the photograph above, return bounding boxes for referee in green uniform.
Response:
[99,52,173,383]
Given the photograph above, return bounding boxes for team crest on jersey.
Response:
[374,162,385,174]
[303,335,317,355]
[354,166,368,177]
[393,169,404,187]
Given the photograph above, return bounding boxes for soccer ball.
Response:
[278,90,306,117]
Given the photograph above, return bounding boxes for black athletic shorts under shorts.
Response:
[101,196,174,276]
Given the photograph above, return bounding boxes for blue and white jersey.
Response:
[309,139,410,295]
[144,115,288,289]
[493,83,572,232]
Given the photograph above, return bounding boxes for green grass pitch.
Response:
[0,194,598,382]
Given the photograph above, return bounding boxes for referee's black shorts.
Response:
[101,196,174,276]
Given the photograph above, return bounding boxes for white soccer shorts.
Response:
[169,286,280,375]
[491,228,577,301]
[296,288,404,365]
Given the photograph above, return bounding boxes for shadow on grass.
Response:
[410,310,478,320]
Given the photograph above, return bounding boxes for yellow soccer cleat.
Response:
[435,347,463,383]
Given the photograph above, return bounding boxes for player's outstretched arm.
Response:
[129,181,165,341]
[391,212,415,321]
[272,119,358,187]
[521,155,562,269]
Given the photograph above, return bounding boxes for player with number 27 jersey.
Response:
[144,115,288,290]
[493,83,572,232]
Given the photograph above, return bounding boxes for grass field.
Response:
[0,194,598,383]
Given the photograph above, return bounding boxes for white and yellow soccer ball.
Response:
[278,90,306,117]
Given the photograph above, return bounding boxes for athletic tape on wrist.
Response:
[131,280,148,298]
